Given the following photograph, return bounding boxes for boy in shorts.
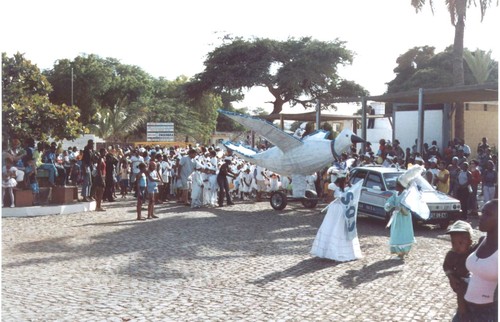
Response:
[443,220,475,319]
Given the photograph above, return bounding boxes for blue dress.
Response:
[384,191,415,256]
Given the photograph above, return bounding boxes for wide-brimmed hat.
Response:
[446,220,473,235]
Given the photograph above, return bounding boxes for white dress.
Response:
[190,170,204,208]
[310,183,362,262]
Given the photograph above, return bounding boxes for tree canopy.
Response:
[2,52,84,143]
[386,46,498,93]
[44,54,154,125]
[411,0,498,139]
[187,37,367,115]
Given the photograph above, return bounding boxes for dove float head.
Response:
[330,129,365,159]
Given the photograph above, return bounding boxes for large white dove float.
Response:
[219,110,365,209]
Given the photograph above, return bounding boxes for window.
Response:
[384,173,401,191]
[366,173,384,190]
[350,170,366,185]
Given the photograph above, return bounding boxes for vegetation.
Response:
[186,36,367,115]
[386,46,498,93]
[2,53,84,142]
[3,18,497,146]
[411,0,498,139]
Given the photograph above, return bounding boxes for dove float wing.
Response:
[218,110,303,153]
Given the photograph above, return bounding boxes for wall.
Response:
[464,102,498,159]
[394,109,444,152]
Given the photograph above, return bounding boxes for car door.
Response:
[352,169,391,220]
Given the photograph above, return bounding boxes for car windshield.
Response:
[383,173,435,192]
[413,176,435,191]
[383,173,401,190]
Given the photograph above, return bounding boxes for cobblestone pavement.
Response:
[2,197,483,321]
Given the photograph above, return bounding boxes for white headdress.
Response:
[398,165,425,188]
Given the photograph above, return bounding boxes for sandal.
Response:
[137,217,146,220]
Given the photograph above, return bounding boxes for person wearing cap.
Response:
[254,164,268,202]
[311,168,363,261]
[130,149,144,196]
[443,220,475,319]
[456,162,472,220]
[460,199,498,321]
[384,165,426,259]
[239,166,253,200]
[426,157,439,186]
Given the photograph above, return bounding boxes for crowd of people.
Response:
[2,136,498,218]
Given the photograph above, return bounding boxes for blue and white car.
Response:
[349,166,462,228]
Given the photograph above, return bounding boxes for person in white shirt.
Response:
[461,199,498,321]
[130,150,144,193]
[255,165,268,201]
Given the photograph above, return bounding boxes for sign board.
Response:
[147,122,174,142]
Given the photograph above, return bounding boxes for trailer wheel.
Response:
[301,190,318,208]
[270,191,287,210]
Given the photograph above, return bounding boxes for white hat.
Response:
[428,157,438,163]
[224,156,232,162]
[446,220,473,235]
[398,165,425,188]
[415,156,424,162]
[386,155,394,160]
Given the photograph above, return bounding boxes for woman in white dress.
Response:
[311,170,362,262]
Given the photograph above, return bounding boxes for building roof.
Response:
[366,83,498,104]
[264,83,497,122]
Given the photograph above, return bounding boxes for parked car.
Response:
[349,166,462,228]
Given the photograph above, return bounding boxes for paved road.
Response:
[2,198,482,321]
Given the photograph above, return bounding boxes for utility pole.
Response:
[71,67,74,106]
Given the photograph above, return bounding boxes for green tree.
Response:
[463,49,496,84]
[386,46,497,93]
[88,97,148,142]
[44,54,154,125]
[187,37,367,115]
[131,76,222,144]
[2,52,83,142]
[411,0,497,139]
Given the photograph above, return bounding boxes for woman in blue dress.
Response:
[384,165,426,259]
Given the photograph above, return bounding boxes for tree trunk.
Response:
[453,2,466,140]
[271,99,285,115]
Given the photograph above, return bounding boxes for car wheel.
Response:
[301,198,318,209]
[301,190,318,208]
[270,191,287,210]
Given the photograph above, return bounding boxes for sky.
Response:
[2,0,499,114]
